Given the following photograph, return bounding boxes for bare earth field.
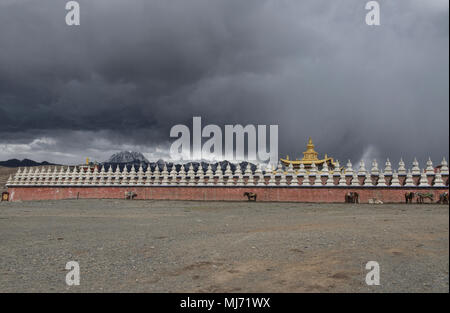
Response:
[0,199,448,293]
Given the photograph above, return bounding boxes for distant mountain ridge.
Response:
[107,151,149,164]
[103,151,260,173]
[0,159,55,168]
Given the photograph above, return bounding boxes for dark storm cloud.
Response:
[0,0,448,165]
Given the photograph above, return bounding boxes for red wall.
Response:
[7,186,449,203]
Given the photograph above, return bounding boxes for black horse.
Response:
[345,192,359,203]
[405,192,415,204]
[244,192,257,201]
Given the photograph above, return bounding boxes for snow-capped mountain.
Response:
[107,151,149,164]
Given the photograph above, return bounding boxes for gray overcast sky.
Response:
[0,0,448,166]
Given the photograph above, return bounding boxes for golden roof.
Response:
[280,137,337,167]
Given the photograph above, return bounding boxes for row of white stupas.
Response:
[6,157,449,187]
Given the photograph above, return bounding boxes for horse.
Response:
[1,192,9,202]
[244,192,257,201]
[416,192,433,204]
[345,192,359,203]
[125,191,137,200]
[437,192,449,204]
[405,192,415,204]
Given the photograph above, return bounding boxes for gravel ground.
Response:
[0,199,448,293]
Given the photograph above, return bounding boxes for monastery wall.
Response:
[5,154,449,203]
[7,185,448,203]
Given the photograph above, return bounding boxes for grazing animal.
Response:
[369,198,383,204]
[416,192,433,204]
[345,192,359,203]
[1,192,9,202]
[125,191,137,200]
[405,192,415,204]
[244,192,257,201]
[437,192,449,204]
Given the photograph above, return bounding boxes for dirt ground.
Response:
[0,199,448,293]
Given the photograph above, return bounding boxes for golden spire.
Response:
[302,137,318,161]
[279,137,338,169]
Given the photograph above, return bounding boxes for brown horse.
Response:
[437,192,449,204]
[405,192,415,204]
[1,192,9,202]
[345,192,359,203]
[244,192,257,201]
[416,192,433,204]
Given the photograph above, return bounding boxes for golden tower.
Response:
[280,137,338,170]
